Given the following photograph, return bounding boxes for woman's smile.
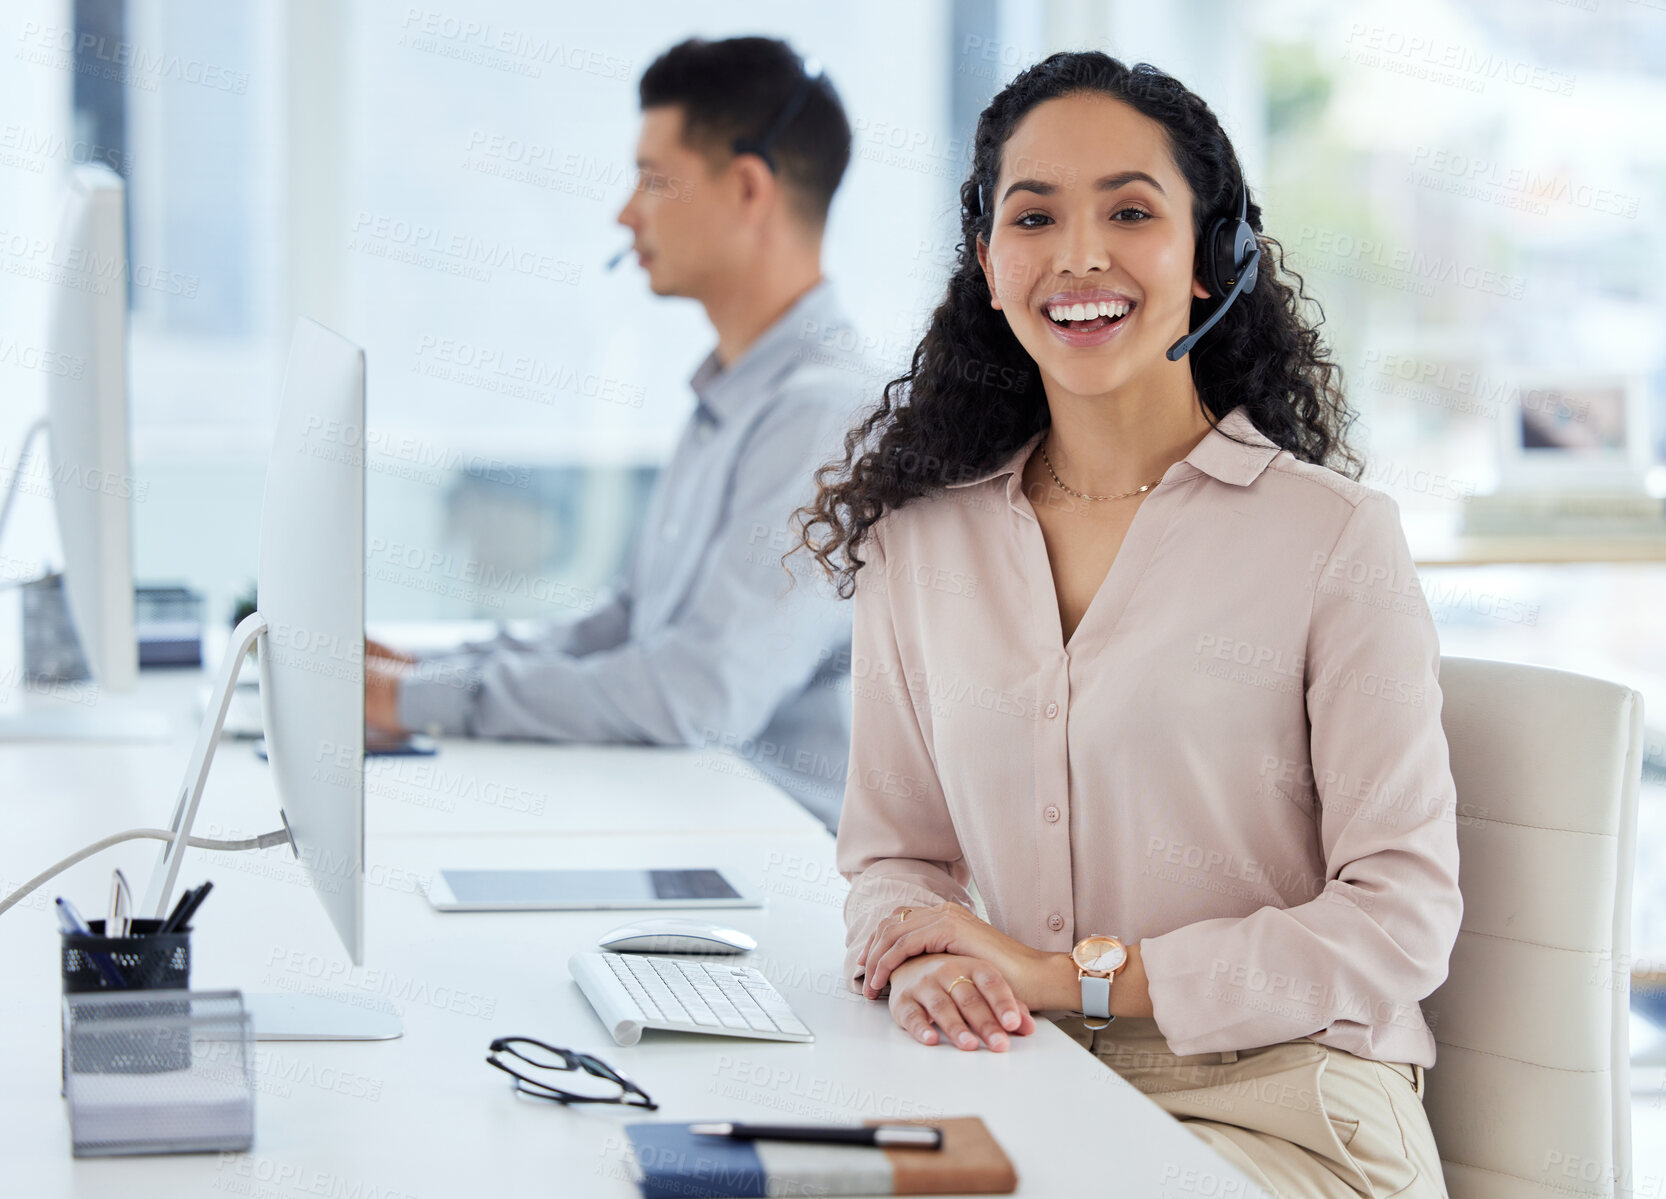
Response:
[1041,290,1138,347]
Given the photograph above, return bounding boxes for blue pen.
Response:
[56,897,127,988]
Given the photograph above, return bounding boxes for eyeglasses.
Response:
[485,1036,657,1110]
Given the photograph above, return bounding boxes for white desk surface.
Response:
[0,671,1259,1197]
[2,668,830,841]
[1410,532,1666,566]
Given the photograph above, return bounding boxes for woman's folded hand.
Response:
[885,953,1037,1050]
[860,901,1055,1008]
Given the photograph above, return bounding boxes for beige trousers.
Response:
[1055,1015,1449,1199]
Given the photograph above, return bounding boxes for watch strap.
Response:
[1081,974,1113,1030]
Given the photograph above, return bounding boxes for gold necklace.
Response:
[1039,437,1162,502]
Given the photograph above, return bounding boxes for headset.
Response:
[608,56,824,271]
[973,174,1260,362]
[1166,183,1259,361]
[732,56,824,172]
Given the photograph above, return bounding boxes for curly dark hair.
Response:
[790,51,1364,598]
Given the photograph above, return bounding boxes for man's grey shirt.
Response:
[398,279,867,830]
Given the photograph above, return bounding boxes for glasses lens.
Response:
[503,1039,573,1071]
[526,1071,628,1102]
[573,1052,624,1081]
[496,1041,630,1102]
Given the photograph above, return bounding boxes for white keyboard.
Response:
[568,951,813,1046]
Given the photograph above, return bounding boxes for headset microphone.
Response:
[1166,184,1259,361]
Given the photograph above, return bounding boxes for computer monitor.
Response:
[140,317,392,1039]
[0,164,138,683]
[0,164,151,739]
[48,164,139,693]
[255,318,367,966]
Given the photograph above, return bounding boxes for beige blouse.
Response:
[834,404,1463,1066]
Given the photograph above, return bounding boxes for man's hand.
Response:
[885,954,1036,1051]
[860,902,1053,1007]
[365,657,408,734]
[365,638,415,666]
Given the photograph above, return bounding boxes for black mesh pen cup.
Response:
[62,918,190,993]
[61,919,192,1076]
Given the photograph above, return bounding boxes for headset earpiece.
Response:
[1199,187,1257,298]
[1166,182,1260,362]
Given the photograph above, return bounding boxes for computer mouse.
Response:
[597,917,757,955]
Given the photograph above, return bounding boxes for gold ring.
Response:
[946,975,975,997]
[895,908,912,924]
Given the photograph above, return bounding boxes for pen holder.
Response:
[61,989,255,1156]
[62,918,191,994]
[61,920,193,1085]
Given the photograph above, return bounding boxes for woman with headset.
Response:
[792,52,1458,1198]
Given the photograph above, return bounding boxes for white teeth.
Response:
[1046,299,1132,323]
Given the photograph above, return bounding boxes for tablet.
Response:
[422,868,759,912]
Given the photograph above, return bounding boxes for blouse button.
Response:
[1044,805,1061,823]
[1045,702,1059,719]
[1047,913,1065,932]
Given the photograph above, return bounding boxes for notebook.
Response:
[623,1116,1018,1198]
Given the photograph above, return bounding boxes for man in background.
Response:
[367,37,866,832]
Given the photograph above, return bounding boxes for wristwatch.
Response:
[1072,934,1128,1030]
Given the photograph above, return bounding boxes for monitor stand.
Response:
[140,611,402,1042]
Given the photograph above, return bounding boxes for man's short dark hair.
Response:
[639,37,851,231]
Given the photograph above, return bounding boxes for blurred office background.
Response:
[2,0,1664,1114]
[3,0,1662,626]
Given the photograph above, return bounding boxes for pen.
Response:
[688,1122,943,1149]
[55,897,127,988]
[108,868,131,938]
[55,896,91,936]
[162,880,213,933]
[160,885,198,933]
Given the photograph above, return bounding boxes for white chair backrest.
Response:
[1425,656,1643,1198]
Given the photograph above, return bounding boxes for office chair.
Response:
[1423,656,1644,1197]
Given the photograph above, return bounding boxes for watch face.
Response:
[1086,945,1127,973]
[1072,936,1126,974]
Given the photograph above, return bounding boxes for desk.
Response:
[1402,509,1666,567]
[0,673,1262,1197]
[1412,533,1666,567]
[1,670,831,841]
